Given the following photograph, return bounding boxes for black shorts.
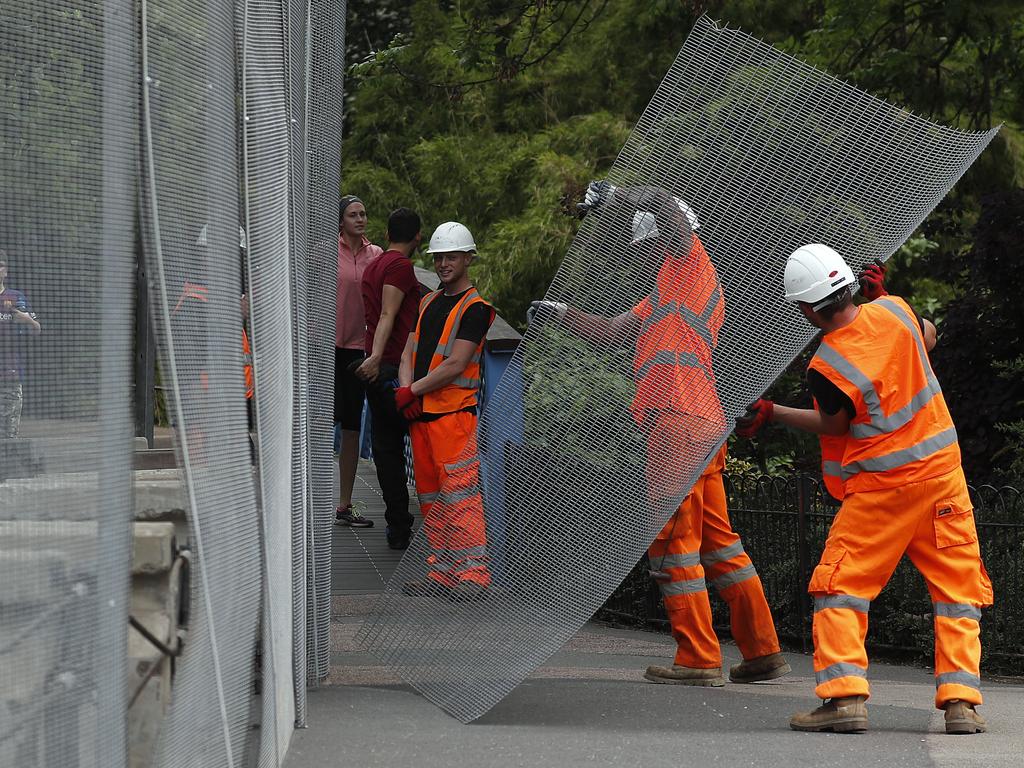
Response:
[334,347,366,431]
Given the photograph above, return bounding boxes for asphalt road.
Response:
[284,598,1024,768]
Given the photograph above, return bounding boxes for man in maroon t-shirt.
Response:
[355,207,422,549]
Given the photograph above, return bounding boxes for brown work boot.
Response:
[944,700,987,734]
[643,664,725,687]
[790,696,868,733]
[729,652,792,683]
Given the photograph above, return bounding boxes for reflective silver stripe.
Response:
[934,602,982,621]
[445,456,479,473]
[439,484,481,505]
[438,288,481,359]
[816,300,944,441]
[433,545,489,561]
[709,563,756,590]
[452,559,488,574]
[647,273,722,343]
[659,551,701,569]
[815,662,867,684]
[814,594,870,614]
[815,341,884,426]
[659,577,707,596]
[936,671,981,691]
[635,350,709,381]
[418,491,439,505]
[822,460,842,478]
[701,540,744,566]
[452,376,481,389]
[243,353,253,364]
[849,380,941,439]
[841,426,958,479]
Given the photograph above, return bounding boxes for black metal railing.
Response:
[598,474,1024,677]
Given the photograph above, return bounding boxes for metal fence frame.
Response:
[599,472,1024,677]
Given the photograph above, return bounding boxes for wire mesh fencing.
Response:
[359,16,999,722]
[1,0,343,765]
[601,473,1024,678]
[0,1,136,766]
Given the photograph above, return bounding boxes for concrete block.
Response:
[132,522,176,575]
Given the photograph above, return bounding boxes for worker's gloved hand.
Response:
[394,385,423,421]
[735,398,774,438]
[526,300,568,326]
[859,261,889,301]
[577,179,616,213]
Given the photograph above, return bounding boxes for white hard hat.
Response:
[784,243,856,306]
[630,198,701,245]
[426,221,477,253]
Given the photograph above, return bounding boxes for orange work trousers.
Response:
[647,445,781,668]
[809,466,993,708]
[408,410,491,588]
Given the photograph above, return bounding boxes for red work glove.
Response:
[735,398,774,438]
[859,261,888,301]
[394,385,423,421]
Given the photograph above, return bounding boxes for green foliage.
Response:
[521,324,644,468]
[345,0,1024,481]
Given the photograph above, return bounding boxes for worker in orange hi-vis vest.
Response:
[528,181,787,688]
[395,221,495,603]
[737,244,992,735]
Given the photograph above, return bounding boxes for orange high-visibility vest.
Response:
[808,296,959,494]
[817,412,847,500]
[413,288,494,415]
[631,235,725,422]
[242,328,254,399]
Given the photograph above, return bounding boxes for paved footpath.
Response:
[285,592,1024,768]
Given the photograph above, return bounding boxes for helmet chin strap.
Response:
[811,285,851,312]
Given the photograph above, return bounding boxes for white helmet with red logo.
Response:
[784,243,856,307]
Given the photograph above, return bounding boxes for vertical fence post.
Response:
[796,474,813,654]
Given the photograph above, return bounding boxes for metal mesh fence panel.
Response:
[358,17,999,722]
[140,0,263,764]
[303,0,345,690]
[0,2,136,766]
[240,0,299,761]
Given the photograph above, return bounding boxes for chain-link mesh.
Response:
[358,17,998,722]
[140,0,262,763]
[0,2,136,765]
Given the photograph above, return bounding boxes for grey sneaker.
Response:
[335,505,373,527]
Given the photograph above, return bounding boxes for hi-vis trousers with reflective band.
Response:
[809,465,993,708]
[409,410,491,588]
[648,446,781,669]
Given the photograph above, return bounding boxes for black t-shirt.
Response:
[413,289,491,383]
[808,304,928,417]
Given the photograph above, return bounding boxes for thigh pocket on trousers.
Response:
[808,547,847,594]
[934,492,977,549]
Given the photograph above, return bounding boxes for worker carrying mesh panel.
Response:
[737,244,992,734]
[531,181,789,687]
